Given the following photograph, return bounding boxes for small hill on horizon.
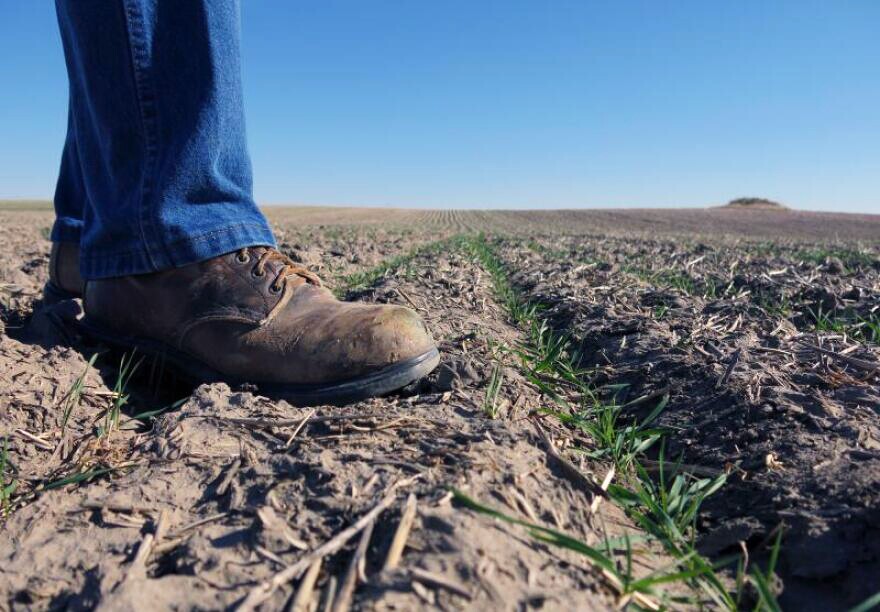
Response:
[721,197,789,210]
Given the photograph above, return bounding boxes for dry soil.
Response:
[1,204,879,611]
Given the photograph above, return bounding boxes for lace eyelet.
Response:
[251,267,266,278]
[269,283,282,294]
[235,253,250,264]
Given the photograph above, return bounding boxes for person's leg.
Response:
[51,105,87,246]
[54,0,439,403]
[45,104,87,300]
[54,0,275,280]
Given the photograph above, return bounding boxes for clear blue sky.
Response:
[1,1,878,213]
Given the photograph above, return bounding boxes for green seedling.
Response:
[746,527,783,612]
[654,270,698,295]
[796,246,876,270]
[44,465,119,490]
[452,489,717,607]
[1,437,18,518]
[483,363,504,418]
[808,305,880,345]
[121,397,189,430]
[567,396,668,472]
[858,313,880,344]
[756,293,793,319]
[99,352,142,438]
[609,462,726,544]
[337,236,457,296]
[60,353,98,435]
[808,304,849,336]
[850,590,880,612]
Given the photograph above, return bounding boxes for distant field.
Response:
[1,205,879,610]
[265,205,880,241]
[5,199,880,241]
[0,199,53,210]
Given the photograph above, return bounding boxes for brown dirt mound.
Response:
[722,197,789,210]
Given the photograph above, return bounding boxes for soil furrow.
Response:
[499,235,880,611]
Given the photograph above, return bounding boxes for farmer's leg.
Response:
[51,0,438,402]
[54,0,274,281]
[46,105,87,299]
[52,106,86,246]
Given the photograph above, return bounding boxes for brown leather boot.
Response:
[45,242,85,303]
[82,247,439,405]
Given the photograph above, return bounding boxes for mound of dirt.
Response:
[722,197,789,210]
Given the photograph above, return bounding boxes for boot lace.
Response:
[236,247,322,326]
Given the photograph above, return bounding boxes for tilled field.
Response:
[1,205,879,611]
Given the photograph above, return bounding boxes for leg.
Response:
[55,0,439,403]
[46,104,87,300]
[51,105,87,246]
[54,0,275,280]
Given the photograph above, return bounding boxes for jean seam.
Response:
[120,0,165,271]
[78,221,274,262]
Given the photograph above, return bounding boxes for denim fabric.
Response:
[52,0,276,279]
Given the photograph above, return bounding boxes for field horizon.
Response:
[2,199,879,242]
[3,197,879,216]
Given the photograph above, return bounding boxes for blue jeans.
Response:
[52,0,276,280]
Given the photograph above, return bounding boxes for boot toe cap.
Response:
[363,305,435,365]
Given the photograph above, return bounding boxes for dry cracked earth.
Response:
[1,203,879,611]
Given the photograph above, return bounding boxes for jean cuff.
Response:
[79,221,277,280]
[50,218,83,244]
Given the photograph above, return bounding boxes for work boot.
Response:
[45,242,85,303]
[82,246,439,405]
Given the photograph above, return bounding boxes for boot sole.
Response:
[79,319,441,406]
